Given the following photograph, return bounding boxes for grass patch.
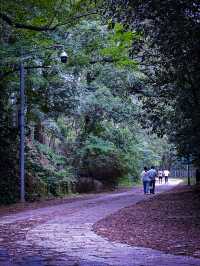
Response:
[118,175,141,188]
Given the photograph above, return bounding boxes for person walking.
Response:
[163,169,170,184]
[141,167,150,194]
[147,166,157,194]
[158,169,163,184]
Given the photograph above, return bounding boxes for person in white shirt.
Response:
[163,169,170,184]
[140,166,150,194]
[158,170,163,184]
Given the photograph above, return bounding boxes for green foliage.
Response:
[0,0,174,204]
[26,141,75,198]
[0,84,19,204]
[118,174,140,188]
[36,143,65,165]
[104,0,200,167]
[78,135,126,187]
[80,135,115,155]
[100,23,139,69]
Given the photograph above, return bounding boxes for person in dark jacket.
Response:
[147,166,157,194]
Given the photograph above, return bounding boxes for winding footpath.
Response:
[0,179,200,266]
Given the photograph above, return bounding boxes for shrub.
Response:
[78,135,126,188]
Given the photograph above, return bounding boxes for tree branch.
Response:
[0,13,57,31]
[54,10,99,28]
[90,57,117,64]
[0,10,99,32]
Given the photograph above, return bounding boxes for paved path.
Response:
[0,179,200,266]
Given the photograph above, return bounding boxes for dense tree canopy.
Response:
[0,0,193,204]
[103,0,200,166]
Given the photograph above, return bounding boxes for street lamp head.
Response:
[60,51,68,63]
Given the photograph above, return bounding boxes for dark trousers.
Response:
[150,180,155,194]
[143,181,149,194]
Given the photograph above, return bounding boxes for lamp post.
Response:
[185,144,192,186]
[186,154,192,186]
[19,45,67,202]
[19,59,25,202]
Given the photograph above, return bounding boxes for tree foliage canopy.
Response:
[103,0,200,165]
[0,0,181,204]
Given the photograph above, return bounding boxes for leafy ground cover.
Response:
[93,185,200,258]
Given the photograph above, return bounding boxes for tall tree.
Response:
[103,0,200,166]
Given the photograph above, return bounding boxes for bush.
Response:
[0,125,19,204]
[26,141,76,199]
[78,135,126,188]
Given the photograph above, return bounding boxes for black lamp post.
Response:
[187,154,192,186]
[19,46,67,202]
[185,144,192,186]
[19,59,25,202]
